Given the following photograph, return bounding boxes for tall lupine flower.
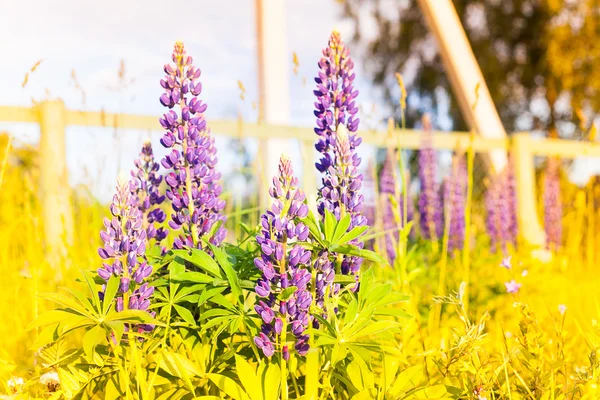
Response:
[313,31,361,174]
[418,116,443,240]
[318,128,366,275]
[314,32,366,292]
[442,154,467,252]
[254,155,311,359]
[130,140,167,246]
[379,153,403,265]
[158,42,226,250]
[97,176,155,332]
[485,170,515,254]
[507,158,519,247]
[544,158,562,250]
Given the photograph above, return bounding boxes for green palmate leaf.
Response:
[40,292,93,317]
[173,249,224,278]
[82,270,102,313]
[146,244,164,265]
[207,373,251,400]
[31,323,60,349]
[102,275,120,316]
[106,321,126,344]
[278,286,297,301]
[346,356,374,392]
[174,304,197,326]
[388,365,424,398]
[27,309,77,331]
[63,287,95,314]
[172,270,213,285]
[344,298,358,325]
[258,362,281,400]
[332,214,352,243]
[211,244,243,302]
[160,350,204,379]
[337,225,369,245]
[333,274,357,284]
[106,309,159,325]
[300,210,325,246]
[329,244,388,265]
[82,325,105,361]
[346,320,400,341]
[198,287,227,306]
[402,384,460,400]
[323,209,337,240]
[235,355,262,400]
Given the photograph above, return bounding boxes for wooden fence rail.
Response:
[2,100,600,259]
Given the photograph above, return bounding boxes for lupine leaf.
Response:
[235,355,261,400]
[278,286,297,301]
[174,304,197,326]
[388,365,424,398]
[102,275,120,316]
[207,373,251,400]
[173,249,224,278]
[328,244,388,265]
[211,244,243,302]
[332,214,352,243]
[337,225,369,245]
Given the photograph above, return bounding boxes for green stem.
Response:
[462,131,475,313]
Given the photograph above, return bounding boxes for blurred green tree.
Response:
[340,0,600,138]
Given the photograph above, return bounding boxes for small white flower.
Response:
[521,269,528,277]
[559,304,567,315]
[40,371,60,392]
[7,377,24,394]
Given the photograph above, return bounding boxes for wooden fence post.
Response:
[38,100,74,261]
[512,132,546,247]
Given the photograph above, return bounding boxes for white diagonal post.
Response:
[255,0,294,205]
[417,0,545,246]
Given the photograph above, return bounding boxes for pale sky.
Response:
[0,0,386,200]
[0,0,596,199]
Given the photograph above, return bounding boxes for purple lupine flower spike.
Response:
[313,32,365,308]
[97,175,155,333]
[442,154,467,253]
[159,41,226,251]
[544,158,562,250]
[379,151,413,263]
[131,140,167,247]
[485,168,517,254]
[318,128,365,276]
[254,155,313,358]
[314,31,361,174]
[418,115,443,241]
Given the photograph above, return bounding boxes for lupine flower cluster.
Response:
[314,32,366,295]
[380,152,413,263]
[418,116,443,240]
[318,128,366,301]
[442,154,467,253]
[97,176,155,332]
[544,158,562,250]
[485,168,517,254]
[254,156,312,359]
[313,31,360,174]
[130,140,167,246]
[158,42,226,250]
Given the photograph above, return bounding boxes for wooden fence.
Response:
[2,100,600,258]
